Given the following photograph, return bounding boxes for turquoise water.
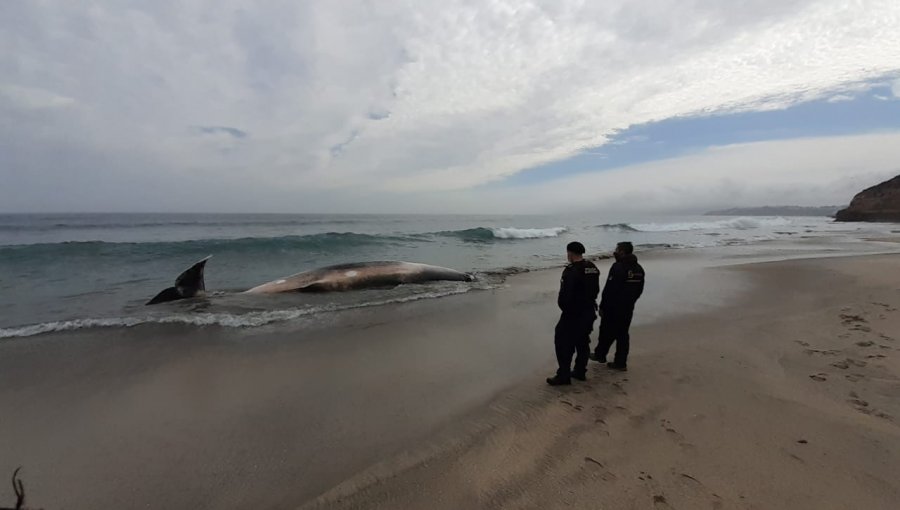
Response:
[0,213,889,337]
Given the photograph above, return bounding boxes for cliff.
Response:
[835,175,900,222]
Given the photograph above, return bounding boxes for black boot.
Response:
[571,371,587,381]
[589,353,606,363]
[606,361,627,371]
[546,375,572,386]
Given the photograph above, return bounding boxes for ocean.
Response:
[0,212,894,338]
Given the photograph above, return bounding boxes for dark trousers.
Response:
[594,309,634,366]
[555,313,595,378]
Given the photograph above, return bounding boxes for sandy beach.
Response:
[1,248,899,509]
[305,252,900,510]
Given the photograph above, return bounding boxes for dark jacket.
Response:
[600,254,645,315]
[558,259,601,316]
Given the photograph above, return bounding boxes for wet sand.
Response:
[1,249,899,509]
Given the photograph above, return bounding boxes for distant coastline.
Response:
[704,205,844,217]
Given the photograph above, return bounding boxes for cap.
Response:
[616,241,634,254]
[566,241,586,255]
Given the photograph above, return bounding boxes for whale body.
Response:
[147,257,474,305]
[244,261,473,294]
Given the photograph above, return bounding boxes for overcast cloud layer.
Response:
[2,1,900,213]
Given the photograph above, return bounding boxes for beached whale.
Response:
[146,257,474,305]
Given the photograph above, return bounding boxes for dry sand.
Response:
[302,254,900,510]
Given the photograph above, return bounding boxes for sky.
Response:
[1,0,900,215]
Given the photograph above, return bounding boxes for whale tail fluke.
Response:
[146,256,211,305]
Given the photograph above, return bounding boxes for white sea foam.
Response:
[632,217,791,232]
[490,227,568,239]
[0,285,483,340]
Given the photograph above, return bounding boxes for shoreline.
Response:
[1,247,899,509]
[3,234,899,339]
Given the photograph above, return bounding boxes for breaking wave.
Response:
[595,223,640,232]
[631,217,791,232]
[438,226,568,242]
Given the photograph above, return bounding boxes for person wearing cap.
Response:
[591,241,645,371]
[547,241,601,386]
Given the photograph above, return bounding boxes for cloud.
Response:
[825,94,855,103]
[892,78,900,98]
[0,84,75,110]
[196,126,248,139]
[1,1,900,212]
[463,131,900,214]
[610,134,651,145]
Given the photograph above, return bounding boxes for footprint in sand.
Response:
[653,494,674,509]
[847,394,893,421]
[660,420,694,451]
[858,407,893,420]
[795,340,811,347]
[872,302,897,312]
[809,373,828,381]
[651,474,724,510]
[787,451,805,463]
[560,399,584,411]
[805,349,841,356]
[866,354,887,359]
[840,313,867,324]
[848,398,869,408]
[610,382,628,395]
[660,419,678,435]
[831,359,866,370]
[593,418,610,435]
[856,341,876,347]
[583,457,617,481]
[680,473,701,484]
[845,373,865,382]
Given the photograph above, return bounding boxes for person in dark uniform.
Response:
[547,241,601,386]
[591,242,645,371]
